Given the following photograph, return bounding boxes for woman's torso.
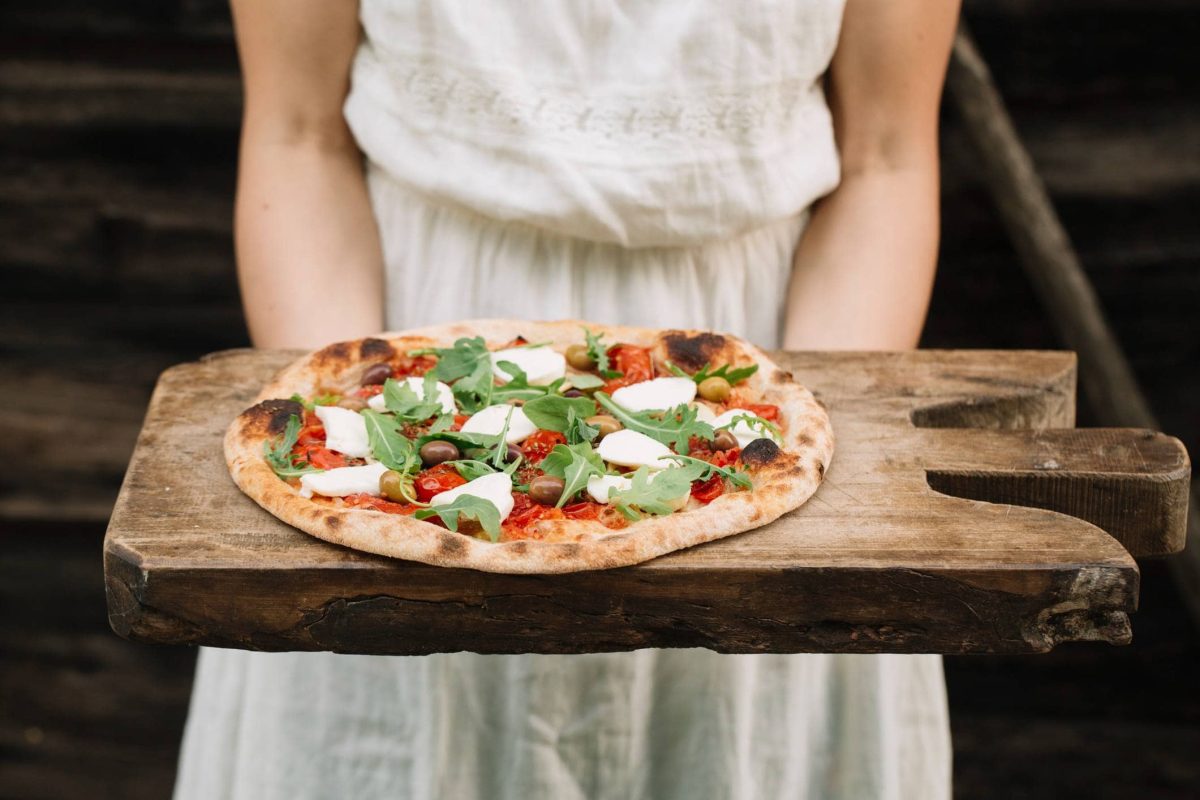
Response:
[344,0,846,247]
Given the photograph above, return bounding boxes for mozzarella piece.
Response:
[691,402,718,424]
[313,405,371,458]
[298,461,389,499]
[712,409,781,448]
[491,346,566,386]
[596,429,675,470]
[429,471,515,522]
[367,376,456,414]
[587,474,632,503]
[460,404,537,444]
[586,469,689,510]
[611,377,697,412]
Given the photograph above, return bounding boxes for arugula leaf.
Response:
[448,459,497,482]
[427,412,454,434]
[665,361,759,386]
[263,414,324,479]
[429,336,490,382]
[539,442,606,508]
[593,392,714,454]
[489,407,515,468]
[521,395,597,434]
[415,495,502,542]
[565,408,600,446]
[662,454,753,490]
[360,410,421,473]
[583,327,622,379]
[382,377,443,422]
[565,372,604,390]
[607,462,707,520]
[421,336,494,413]
[490,360,560,403]
[493,359,526,383]
[449,360,495,414]
[288,393,341,411]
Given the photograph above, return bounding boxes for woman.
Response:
[176,1,960,797]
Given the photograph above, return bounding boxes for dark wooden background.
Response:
[2,0,1197,797]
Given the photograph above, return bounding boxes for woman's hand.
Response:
[231,0,385,350]
[782,0,960,350]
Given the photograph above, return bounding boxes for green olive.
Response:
[586,414,622,440]
[711,429,739,451]
[419,440,460,467]
[698,376,732,403]
[379,470,407,501]
[565,344,596,371]
[528,475,566,506]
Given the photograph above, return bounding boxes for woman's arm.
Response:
[231,0,384,350]
[782,0,960,350]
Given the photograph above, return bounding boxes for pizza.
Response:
[224,319,833,573]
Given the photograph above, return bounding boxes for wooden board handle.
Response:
[923,429,1190,558]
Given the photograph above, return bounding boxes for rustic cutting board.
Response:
[104,349,1189,655]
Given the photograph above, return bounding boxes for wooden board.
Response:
[103,349,1190,655]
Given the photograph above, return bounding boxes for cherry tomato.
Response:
[295,422,326,448]
[691,474,725,504]
[521,430,567,463]
[601,344,654,392]
[562,501,602,520]
[414,464,467,502]
[301,446,347,470]
[450,414,470,432]
[731,402,779,421]
[354,385,385,399]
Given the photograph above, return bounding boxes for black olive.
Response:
[419,440,460,466]
[528,475,566,506]
[711,429,739,451]
[361,363,393,385]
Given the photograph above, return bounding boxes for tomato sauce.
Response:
[341,493,420,515]
[394,354,437,377]
[502,493,565,539]
[562,500,602,520]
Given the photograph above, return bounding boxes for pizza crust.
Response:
[224,319,834,573]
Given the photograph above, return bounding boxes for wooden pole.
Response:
[944,24,1200,625]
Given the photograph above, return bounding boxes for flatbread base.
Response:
[224,319,834,573]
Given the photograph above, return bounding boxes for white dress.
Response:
[175,2,951,798]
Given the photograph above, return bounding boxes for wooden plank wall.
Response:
[1,1,1196,798]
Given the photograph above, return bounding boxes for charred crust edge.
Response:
[358,337,396,361]
[438,533,468,556]
[311,340,353,368]
[662,331,728,371]
[741,438,782,467]
[245,398,306,435]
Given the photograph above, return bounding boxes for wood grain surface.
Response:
[103,349,1190,655]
